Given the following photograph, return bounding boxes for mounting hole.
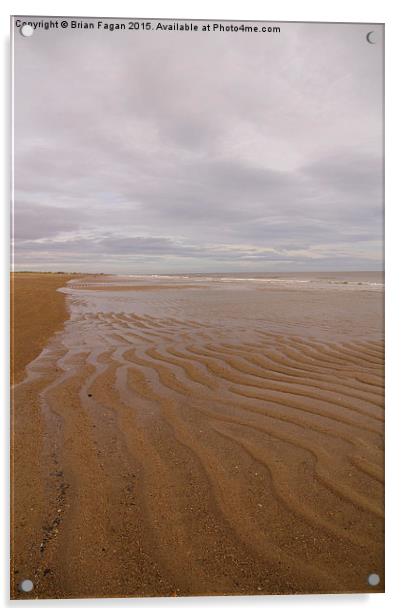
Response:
[368,573,380,586]
[20,579,34,592]
[366,31,376,45]
[20,24,34,37]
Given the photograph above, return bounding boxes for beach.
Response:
[11,271,384,598]
[11,273,80,384]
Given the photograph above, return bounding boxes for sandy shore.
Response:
[11,273,384,598]
[10,273,87,384]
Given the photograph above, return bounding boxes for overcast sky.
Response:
[13,19,384,273]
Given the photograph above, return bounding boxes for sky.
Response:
[13,19,384,274]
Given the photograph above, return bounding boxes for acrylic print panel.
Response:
[11,16,384,599]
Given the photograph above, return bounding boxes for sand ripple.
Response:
[12,306,384,597]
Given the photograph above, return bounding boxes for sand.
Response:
[11,273,71,385]
[10,273,384,599]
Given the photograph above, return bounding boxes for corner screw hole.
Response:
[368,573,380,586]
[20,579,34,592]
[20,24,34,37]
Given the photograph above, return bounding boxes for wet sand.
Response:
[11,273,384,598]
[68,282,200,292]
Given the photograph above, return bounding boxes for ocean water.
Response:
[72,270,384,288]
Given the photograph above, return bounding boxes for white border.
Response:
[2,1,400,614]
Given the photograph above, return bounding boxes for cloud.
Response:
[13,19,384,272]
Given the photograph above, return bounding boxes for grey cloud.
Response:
[301,153,383,201]
[13,19,384,272]
[13,202,88,240]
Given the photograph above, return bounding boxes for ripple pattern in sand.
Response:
[16,304,384,597]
